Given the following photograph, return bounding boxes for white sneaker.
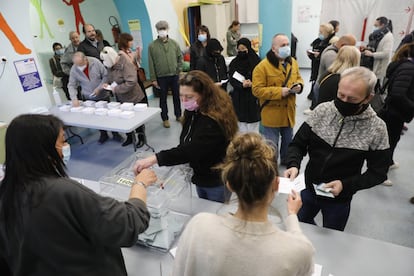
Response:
[383,179,393,186]
[389,162,399,170]
[303,109,313,115]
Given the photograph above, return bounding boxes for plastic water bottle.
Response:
[53,87,62,106]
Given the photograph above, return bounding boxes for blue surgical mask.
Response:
[318,34,325,40]
[278,46,291,59]
[55,48,64,56]
[198,34,207,42]
[373,26,379,32]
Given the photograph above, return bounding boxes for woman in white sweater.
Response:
[172,133,314,276]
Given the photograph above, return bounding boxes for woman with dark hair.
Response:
[134,70,239,203]
[172,133,314,276]
[189,25,210,70]
[117,33,149,147]
[0,114,157,275]
[360,16,394,84]
[49,42,70,100]
[226,20,241,56]
[306,23,335,102]
[379,43,414,186]
[196,38,228,90]
[228,37,261,133]
[95,29,110,47]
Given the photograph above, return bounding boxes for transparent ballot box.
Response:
[99,151,192,251]
[137,209,190,252]
[99,151,191,208]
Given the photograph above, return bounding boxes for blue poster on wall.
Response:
[13,58,42,92]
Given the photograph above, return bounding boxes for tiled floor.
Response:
[66,69,414,248]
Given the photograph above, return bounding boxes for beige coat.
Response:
[106,53,144,104]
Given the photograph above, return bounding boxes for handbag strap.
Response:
[259,66,292,112]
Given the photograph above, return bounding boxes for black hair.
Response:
[0,114,67,236]
[376,17,393,33]
[329,20,340,31]
[196,25,211,40]
[52,42,62,51]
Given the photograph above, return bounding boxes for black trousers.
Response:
[380,111,404,166]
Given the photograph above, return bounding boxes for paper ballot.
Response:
[278,174,306,194]
[312,264,322,276]
[232,71,246,83]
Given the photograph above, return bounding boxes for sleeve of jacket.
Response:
[252,63,283,101]
[228,61,243,89]
[68,68,80,100]
[60,49,72,75]
[148,43,156,81]
[373,34,393,60]
[189,44,197,71]
[156,117,225,166]
[286,122,312,170]
[113,57,138,95]
[77,42,86,55]
[49,58,59,77]
[340,121,390,197]
[176,41,183,74]
[226,30,237,47]
[96,62,107,92]
[219,56,228,81]
[67,180,150,247]
[386,67,414,120]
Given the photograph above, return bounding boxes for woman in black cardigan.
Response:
[134,71,239,203]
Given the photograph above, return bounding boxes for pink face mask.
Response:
[183,99,199,111]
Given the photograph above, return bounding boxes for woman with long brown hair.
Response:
[134,70,238,202]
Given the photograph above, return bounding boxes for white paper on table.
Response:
[312,264,322,276]
[232,71,246,83]
[278,173,306,194]
[169,246,177,258]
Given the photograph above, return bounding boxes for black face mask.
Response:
[334,97,369,117]
[237,51,248,59]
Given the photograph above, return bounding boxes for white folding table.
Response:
[50,106,161,151]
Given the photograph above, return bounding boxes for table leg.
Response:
[65,126,84,144]
[131,132,137,152]
[136,129,155,152]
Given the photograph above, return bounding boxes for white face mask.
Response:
[61,144,71,163]
[158,30,168,38]
[77,64,87,71]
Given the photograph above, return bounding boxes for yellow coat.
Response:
[252,57,303,128]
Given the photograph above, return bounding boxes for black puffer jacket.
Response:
[383,59,414,122]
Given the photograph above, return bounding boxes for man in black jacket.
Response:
[284,67,389,231]
[77,24,104,60]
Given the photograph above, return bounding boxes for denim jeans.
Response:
[298,188,351,231]
[157,75,181,121]
[196,185,231,203]
[261,126,293,165]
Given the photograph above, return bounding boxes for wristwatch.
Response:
[134,180,147,189]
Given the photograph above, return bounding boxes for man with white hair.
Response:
[68,51,122,144]
[148,20,183,128]
[284,67,390,231]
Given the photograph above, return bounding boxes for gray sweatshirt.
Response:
[68,56,109,101]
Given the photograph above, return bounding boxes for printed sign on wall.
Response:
[13,58,43,92]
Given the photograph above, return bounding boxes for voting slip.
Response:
[232,71,246,83]
[278,174,306,194]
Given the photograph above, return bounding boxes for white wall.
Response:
[30,0,121,85]
[0,0,52,123]
[292,0,323,68]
